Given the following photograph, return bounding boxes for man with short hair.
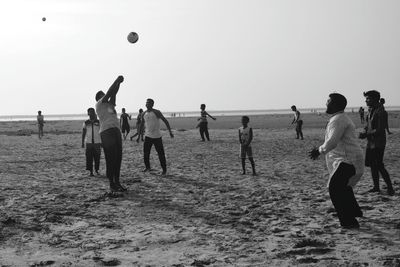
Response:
[95,76,126,192]
[360,90,394,195]
[82,108,101,176]
[309,93,364,229]
[140,98,174,175]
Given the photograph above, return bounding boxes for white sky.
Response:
[1,0,400,115]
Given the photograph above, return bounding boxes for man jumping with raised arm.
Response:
[140,98,174,175]
[95,75,126,192]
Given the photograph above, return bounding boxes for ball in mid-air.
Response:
[42,17,46,21]
[127,32,139,43]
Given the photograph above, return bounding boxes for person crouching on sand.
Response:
[95,75,126,192]
[309,93,364,229]
[239,116,256,176]
[82,108,102,177]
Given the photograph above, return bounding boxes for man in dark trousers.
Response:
[140,98,174,175]
[82,108,101,176]
[309,93,364,229]
[95,75,126,192]
[360,90,394,196]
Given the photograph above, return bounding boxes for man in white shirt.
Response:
[82,108,101,176]
[309,93,364,229]
[95,75,126,192]
[140,98,174,175]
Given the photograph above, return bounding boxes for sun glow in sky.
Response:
[1,0,400,116]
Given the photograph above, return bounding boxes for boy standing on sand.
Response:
[309,93,364,229]
[140,98,174,175]
[291,105,303,140]
[82,108,101,177]
[37,110,45,139]
[239,116,256,176]
[120,108,132,140]
[95,75,126,192]
[198,104,216,141]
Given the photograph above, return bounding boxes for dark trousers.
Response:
[85,143,101,172]
[144,137,166,172]
[100,127,122,186]
[328,162,362,227]
[295,120,303,139]
[199,122,210,141]
[365,147,393,190]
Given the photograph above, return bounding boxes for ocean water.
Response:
[1,107,399,122]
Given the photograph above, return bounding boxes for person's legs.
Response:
[366,148,380,192]
[241,158,246,174]
[101,129,118,189]
[143,136,153,170]
[153,138,167,174]
[298,121,304,140]
[204,128,210,141]
[199,123,206,141]
[94,144,101,174]
[328,162,359,228]
[376,147,394,195]
[113,128,124,189]
[85,144,94,175]
[249,157,256,175]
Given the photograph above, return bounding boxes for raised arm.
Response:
[102,75,124,105]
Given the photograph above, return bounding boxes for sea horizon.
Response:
[1,106,399,122]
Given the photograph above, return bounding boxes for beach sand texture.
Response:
[1,112,400,266]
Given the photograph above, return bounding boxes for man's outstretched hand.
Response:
[309,147,320,160]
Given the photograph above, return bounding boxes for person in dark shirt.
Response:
[359,91,394,196]
[379,98,392,135]
[82,108,101,176]
[120,108,132,140]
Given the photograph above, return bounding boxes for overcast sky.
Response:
[1,0,399,115]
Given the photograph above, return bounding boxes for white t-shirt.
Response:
[319,112,364,187]
[95,98,120,133]
[143,110,162,138]
[83,120,101,144]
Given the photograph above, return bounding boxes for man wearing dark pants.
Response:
[360,90,394,196]
[95,75,126,192]
[310,93,364,229]
[82,108,101,176]
[140,98,174,175]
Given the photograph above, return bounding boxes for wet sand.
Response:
[1,112,399,266]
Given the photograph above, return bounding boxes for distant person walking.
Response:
[120,108,132,140]
[95,75,126,192]
[309,93,364,229]
[291,105,303,140]
[140,98,174,175]
[37,110,45,139]
[130,108,145,142]
[82,108,101,177]
[359,91,394,195]
[379,98,392,135]
[197,104,216,141]
[239,116,256,176]
[358,107,365,124]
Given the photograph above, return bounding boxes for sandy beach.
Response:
[1,111,400,266]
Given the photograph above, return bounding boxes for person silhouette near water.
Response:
[197,104,216,141]
[291,105,303,140]
[239,116,256,176]
[120,108,132,140]
[130,108,145,142]
[309,93,364,229]
[358,107,365,124]
[37,110,45,139]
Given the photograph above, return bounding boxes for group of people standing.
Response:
[310,90,394,229]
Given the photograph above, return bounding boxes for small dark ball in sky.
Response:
[42,17,46,22]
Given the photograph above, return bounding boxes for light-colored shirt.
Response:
[95,98,120,133]
[83,120,101,144]
[144,110,162,138]
[318,112,364,187]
